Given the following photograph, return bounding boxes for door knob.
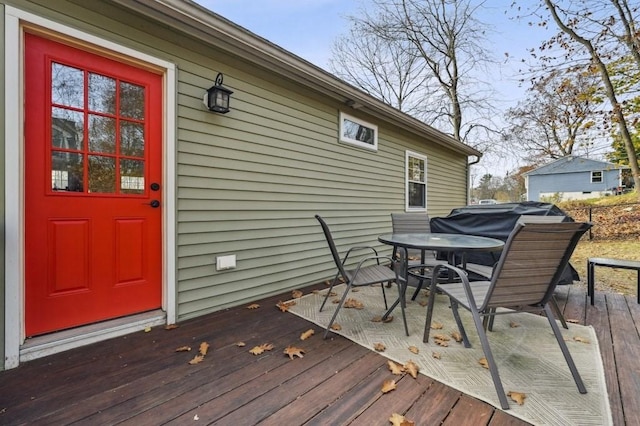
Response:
[146,200,160,208]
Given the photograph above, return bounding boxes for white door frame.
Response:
[4,6,177,369]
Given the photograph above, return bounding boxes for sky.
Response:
[194,0,557,177]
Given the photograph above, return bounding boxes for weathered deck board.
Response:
[0,285,637,425]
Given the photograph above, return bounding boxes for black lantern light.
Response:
[203,73,233,114]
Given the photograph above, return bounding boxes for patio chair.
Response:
[423,221,592,410]
[391,213,447,300]
[315,215,408,338]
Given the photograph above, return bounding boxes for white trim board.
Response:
[3,6,177,369]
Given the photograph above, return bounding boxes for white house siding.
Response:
[1,0,473,352]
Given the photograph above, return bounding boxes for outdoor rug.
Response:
[287,284,612,426]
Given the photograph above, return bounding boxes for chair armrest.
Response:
[343,246,381,264]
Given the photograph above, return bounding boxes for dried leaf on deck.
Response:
[404,360,419,379]
[433,333,450,347]
[418,300,428,307]
[408,346,419,354]
[509,321,520,328]
[292,290,303,299]
[374,342,386,352]
[351,288,360,292]
[235,342,246,347]
[432,351,441,359]
[300,329,315,340]
[324,280,331,286]
[450,331,463,343]
[249,343,274,355]
[508,391,527,405]
[276,300,296,312]
[332,299,340,304]
[387,360,405,375]
[188,354,204,365]
[175,346,191,352]
[199,342,210,356]
[312,289,320,294]
[381,379,397,394]
[247,303,260,309]
[165,324,179,330]
[567,318,580,324]
[574,336,591,344]
[478,357,489,369]
[389,412,415,426]
[326,290,337,296]
[283,345,305,359]
[431,321,444,330]
[330,323,342,331]
[343,298,364,309]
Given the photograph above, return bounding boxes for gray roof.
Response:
[525,155,626,176]
[112,0,481,158]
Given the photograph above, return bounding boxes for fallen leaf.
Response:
[432,351,441,359]
[433,333,450,347]
[175,346,191,352]
[283,345,305,359]
[144,327,152,333]
[330,323,342,331]
[343,298,364,309]
[574,336,591,344]
[389,412,415,426]
[247,303,260,309]
[236,342,246,347]
[249,343,274,355]
[351,288,359,292]
[332,299,340,304]
[408,346,419,354]
[373,342,386,352]
[382,315,394,323]
[478,357,489,369]
[431,321,444,329]
[567,318,580,324]
[450,331,463,343]
[300,329,315,340]
[418,300,428,307]
[387,360,405,375]
[165,324,179,330]
[276,300,296,312]
[371,316,383,322]
[188,354,204,365]
[312,289,320,294]
[326,290,337,296]
[381,379,397,393]
[199,342,210,356]
[404,360,419,378]
[509,321,520,328]
[324,280,331,286]
[508,391,527,405]
[292,290,303,298]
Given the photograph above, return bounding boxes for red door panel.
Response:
[24,33,163,336]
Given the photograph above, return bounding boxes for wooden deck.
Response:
[0,284,638,425]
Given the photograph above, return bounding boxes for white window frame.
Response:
[339,111,378,151]
[591,170,603,183]
[405,150,427,212]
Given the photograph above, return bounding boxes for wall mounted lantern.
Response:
[203,73,233,114]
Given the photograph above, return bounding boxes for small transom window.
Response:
[339,112,378,151]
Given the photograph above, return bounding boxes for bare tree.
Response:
[330,0,498,149]
[539,0,640,196]
[504,67,603,162]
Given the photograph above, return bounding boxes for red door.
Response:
[24,33,163,336]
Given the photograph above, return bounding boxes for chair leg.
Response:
[544,304,587,394]
[423,281,439,343]
[323,283,353,339]
[449,299,471,348]
[469,308,510,410]
[397,281,409,336]
[319,273,341,312]
[550,295,569,329]
[380,282,389,310]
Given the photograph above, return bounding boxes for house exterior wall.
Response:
[1,0,473,368]
[527,169,621,201]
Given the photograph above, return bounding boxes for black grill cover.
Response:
[430,202,578,284]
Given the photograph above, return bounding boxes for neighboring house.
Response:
[0,0,480,370]
[524,156,628,202]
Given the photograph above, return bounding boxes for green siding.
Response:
[2,0,471,340]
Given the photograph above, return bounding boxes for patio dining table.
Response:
[377,232,504,325]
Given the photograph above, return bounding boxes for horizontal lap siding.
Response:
[12,0,471,322]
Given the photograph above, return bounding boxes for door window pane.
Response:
[120,121,145,157]
[120,159,145,194]
[120,82,145,120]
[52,152,84,191]
[52,63,84,108]
[89,115,116,154]
[88,155,116,193]
[88,73,116,114]
[52,108,84,150]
